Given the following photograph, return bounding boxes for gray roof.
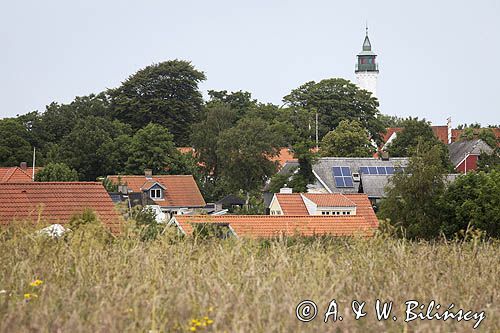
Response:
[312,157,409,194]
[360,174,391,198]
[448,139,493,167]
[360,173,462,199]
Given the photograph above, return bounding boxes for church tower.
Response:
[355,27,379,98]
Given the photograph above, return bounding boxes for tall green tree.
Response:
[125,123,183,175]
[35,162,78,181]
[386,117,452,169]
[379,141,449,240]
[207,90,257,119]
[283,78,384,143]
[52,116,132,180]
[216,117,284,202]
[477,147,500,173]
[320,120,376,157]
[0,118,32,166]
[440,170,500,238]
[109,60,206,145]
[191,104,239,179]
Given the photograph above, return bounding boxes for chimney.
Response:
[279,186,293,194]
[144,169,153,179]
[381,151,389,161]
[20,162,27,171]
[447,117,452,144]
[118,185,128,194]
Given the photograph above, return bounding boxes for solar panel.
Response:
[386,167,395,174]
[368,166,378,174]
[360,166,369,174]
[377,167,387,175]
[333,166,354,188]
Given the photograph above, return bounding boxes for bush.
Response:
[441,170,500,238]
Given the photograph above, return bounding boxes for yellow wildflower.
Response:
[29,279,43,287]
[207,319,214,325]
[189,327,196,332]
[24,293,37,300]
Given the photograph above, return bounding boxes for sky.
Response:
[1,0,499,127]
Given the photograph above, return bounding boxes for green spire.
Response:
[363,26,371,51]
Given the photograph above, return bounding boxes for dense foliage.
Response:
[283,78,384,143]
[320,119,376,157]
[35,162,78,182]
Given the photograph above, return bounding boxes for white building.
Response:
[355,28,379,98]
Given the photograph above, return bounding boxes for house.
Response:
[263,157,409,208]
[448,139,494,173]
[215,195,245,212]
[359,173,461,207]
[168,192,378,238]
[0,162,40,182]
[308,157,409,194]
[107,170,206,219]
[268,192,378,224]
[0,182,121,232]
[382,125,451,149]
[451,128,500,145]
[168,214,378,238]
[269,192,358,216]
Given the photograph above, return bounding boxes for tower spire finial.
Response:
[365,20,368,36]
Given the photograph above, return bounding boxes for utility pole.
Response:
[32,147,36,180]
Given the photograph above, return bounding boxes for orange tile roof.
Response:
[451,128,500,145]
[343,194,379,227]
[269,148,298,168]
[177,147,196,155]
[432,126,449,144]
[172,215,377,238]
[275,194,309,215]
[382,127,402,144]
[0,167,34,182]
[0,182,122,232]
[382,126,449,145]
[107,175,206,207]
[303,193,356,207]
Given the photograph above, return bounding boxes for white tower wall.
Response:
[356,72,378,98]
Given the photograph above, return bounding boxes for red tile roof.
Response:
[275,194,309,215]
[177,147,197,155]
[432,126,449,144]
[0,167,34,182]
[0,182,122,232]
[269,148,298,168]
[451,128,500,145]
[303,193,356,207]
[382,126,449,146]
[172,215,377,238]
[107,175,206,207]
[343,194,379,227]
[382,127,402,144]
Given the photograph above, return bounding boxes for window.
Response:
[333,166,354,188]
[150,189,162,199]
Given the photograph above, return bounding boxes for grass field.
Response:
[0,225,499,332]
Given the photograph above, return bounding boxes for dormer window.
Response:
[150,189,162,199]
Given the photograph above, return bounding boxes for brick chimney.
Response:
[20,162,27,171]
[144,169,153,179]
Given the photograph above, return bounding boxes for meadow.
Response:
[0,224,499,333]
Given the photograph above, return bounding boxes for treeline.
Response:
[0,59,389,201]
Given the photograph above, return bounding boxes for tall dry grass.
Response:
[0,223,498,332]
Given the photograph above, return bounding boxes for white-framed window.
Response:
[150,189,162,199]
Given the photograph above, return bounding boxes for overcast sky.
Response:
[1,0,499,126]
